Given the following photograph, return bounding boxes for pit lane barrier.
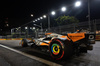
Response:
[96,35,100,41]
[0,35,100,41]
[0,38,31,40]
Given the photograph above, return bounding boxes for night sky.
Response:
[0,0,100,31]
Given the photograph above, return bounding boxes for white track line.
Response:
[0,44,62,66]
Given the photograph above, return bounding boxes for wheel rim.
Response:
[51,44,60,55]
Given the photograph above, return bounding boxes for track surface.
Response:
[0,40,100,66]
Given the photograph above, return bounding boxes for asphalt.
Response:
[0,55,11,66]
[0,46,48,66]
[0,40,100,66]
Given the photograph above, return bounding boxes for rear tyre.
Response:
[21,39,28,47]
[49,39,73,60]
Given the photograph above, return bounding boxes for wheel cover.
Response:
[51,44,60,55]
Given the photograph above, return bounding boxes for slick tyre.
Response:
[21,39,28,47]
[49,39,73,60]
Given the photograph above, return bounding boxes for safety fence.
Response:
[0,35,100,41]
[0,19,100,39]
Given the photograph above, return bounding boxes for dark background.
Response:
[0,0,100,32]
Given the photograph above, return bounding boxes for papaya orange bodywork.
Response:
[60,36,70,41]
[40,43,49,46]
[60,36,66,38]
[67,33,85,42]
[45,33,52,35]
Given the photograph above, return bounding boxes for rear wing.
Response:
[67,33,85,42]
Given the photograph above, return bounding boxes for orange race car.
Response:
[20,29,95,60]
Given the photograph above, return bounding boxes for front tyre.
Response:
[21,39,28,47]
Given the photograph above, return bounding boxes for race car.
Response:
[20,29,95,60]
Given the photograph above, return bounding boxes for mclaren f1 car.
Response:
[19,29,95,60]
